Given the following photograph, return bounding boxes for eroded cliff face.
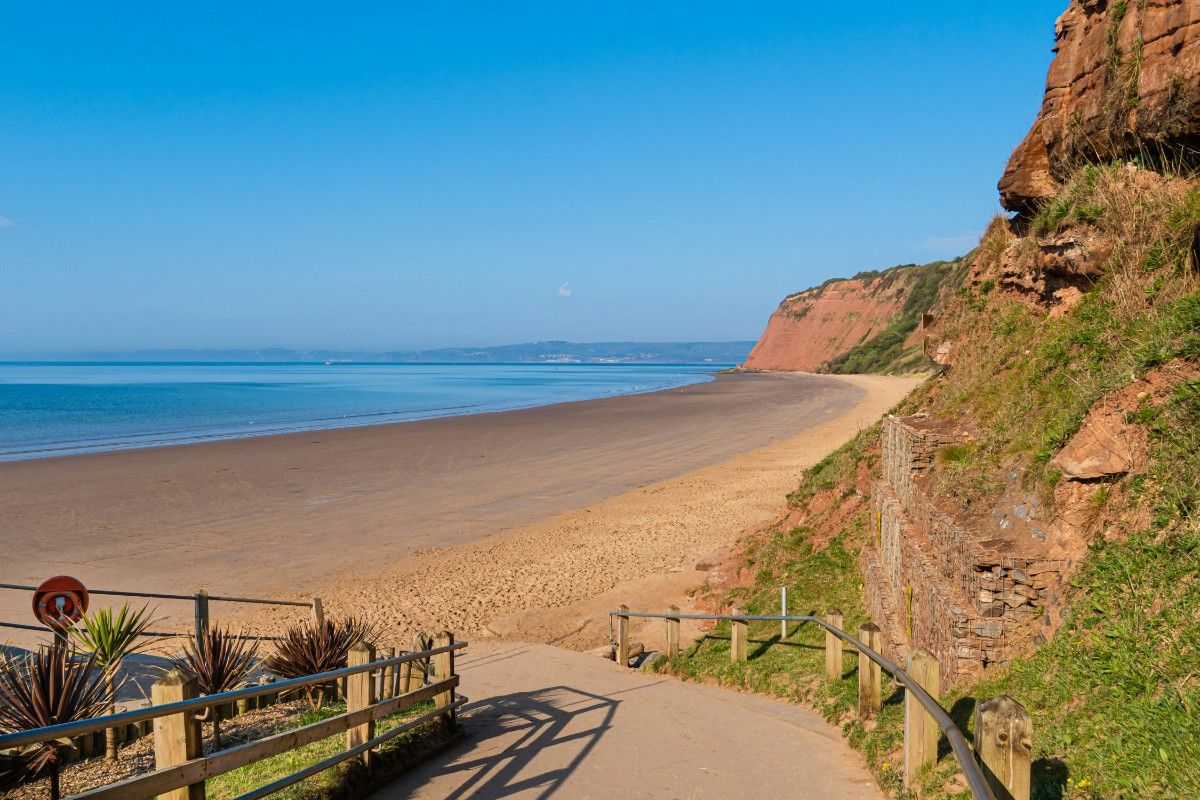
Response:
[742,263,959,373]
[1001,0,1200,212]
[742,276,908,372]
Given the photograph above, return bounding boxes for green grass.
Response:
[960,376,1200,799]
[658,165,1200,799]
[207,701,445,800]
[786,422,878,507]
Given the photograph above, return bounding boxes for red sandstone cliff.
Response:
[1001,0,1200,212]
[742,277,906,372]
[742,262,959,373]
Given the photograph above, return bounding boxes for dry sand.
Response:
[0,372,919,649]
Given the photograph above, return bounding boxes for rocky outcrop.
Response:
[1000,0,1200,213]
[1050,414,1139,480]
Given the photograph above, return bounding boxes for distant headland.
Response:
[32,340,756,365]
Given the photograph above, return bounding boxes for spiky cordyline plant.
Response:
[170,626,259,751]
[0,645,117,800]
[69,603,163,761]
[263,617,378,710]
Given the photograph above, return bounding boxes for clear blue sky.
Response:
[0,2,1063,355]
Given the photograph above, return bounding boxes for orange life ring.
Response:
[32,575,89,630]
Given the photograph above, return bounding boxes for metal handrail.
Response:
[0,642,467,750]
[0,620,277,640]
[0,583,310,607]
[611,609,995,800]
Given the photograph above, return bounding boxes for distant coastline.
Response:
[8,339,757,365]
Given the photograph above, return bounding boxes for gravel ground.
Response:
[7,698,313,800]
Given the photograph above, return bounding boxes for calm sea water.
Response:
[0,362,721,461]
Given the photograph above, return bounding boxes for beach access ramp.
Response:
[370,642,883,799]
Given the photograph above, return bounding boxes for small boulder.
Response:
[1050,415,1135,480]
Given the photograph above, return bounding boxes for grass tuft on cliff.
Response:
[658,163,1200,799]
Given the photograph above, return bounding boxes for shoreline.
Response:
[256,372,920,651]
[0,362,726,463]
[0,371,920,648]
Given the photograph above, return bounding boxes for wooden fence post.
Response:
[665,605,680,660]
[730,606,748,663]
[346,641,376,767]
[193,590,210,648]
[976,695,1032,800]
[400,633,421,693]
[616,605,630,667]
[904,648,940,788]
[380,647,396,700]
[399,652,413,695]
[310,597,325,628]
[152,669,204,800]
[780,586,788,640]
[824,609,844,680]
[433,631,456,723]
[858,622,882,718]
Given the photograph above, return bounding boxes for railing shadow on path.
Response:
[377,679,662,800]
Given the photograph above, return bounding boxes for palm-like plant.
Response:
[263,617,378,710]
[171,626,259,751]
[0,645,117,800]
[69,603,162,760]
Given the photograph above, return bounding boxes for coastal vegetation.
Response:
[264,617,380,710]
[657,162,1200,799]
[0,646,117,800]
[69,603,162,761]
[171,626,261,750]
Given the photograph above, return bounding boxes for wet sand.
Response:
[0,372,919,644]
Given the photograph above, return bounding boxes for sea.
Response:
[0,362,723,461]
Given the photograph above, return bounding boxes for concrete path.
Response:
[372,642,884,800]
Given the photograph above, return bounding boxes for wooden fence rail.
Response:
[611,608,1033,800]
[0,636,467,800]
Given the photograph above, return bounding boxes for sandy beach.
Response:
[0,372,918,648]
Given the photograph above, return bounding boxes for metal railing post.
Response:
[616,604,630,666]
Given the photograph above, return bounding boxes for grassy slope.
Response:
[657,164,1200,799]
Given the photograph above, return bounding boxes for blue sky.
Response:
[0,2,1063,354]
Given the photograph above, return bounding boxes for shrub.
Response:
[264,617,379,710]
[0,646,117,800]
[171,626,260,750]
[70,602,163,760]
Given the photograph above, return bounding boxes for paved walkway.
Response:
[372,643,884,800]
